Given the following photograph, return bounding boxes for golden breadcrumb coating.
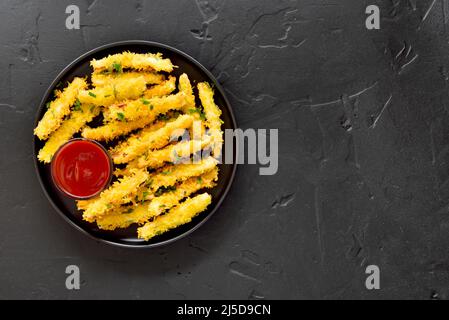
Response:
[110,114,194,164]
[78,76,147,107]
[121,136,212,174]
[147,168,218,218]
[37,104,100,163]
[137,193,212,241]
[34,77,88,140]
[198,82,224,158]
[91,71,165,87]
[82,169,149,222]
[143,76,177,98]
[148,157,218,192]
[90,51,174,73]
[82,112,169,141]
[178,73,196,112]
[96,203,149,231]
[104,91,187,122]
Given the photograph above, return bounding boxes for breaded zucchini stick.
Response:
[143,76,177,98]
[82,169,149,222]
[147,168,218,218]
[90,52,174,73]
[34,77,88,140]
[77,197,96,211]
[82,116,158,141]
[178,73,196,112]
[137,193,212,241]
[126,136,212,172]
[110,114,194,164]
[78,76,147,106]
[147,157,218,192]
[81,95,187,141]
[96,169,218,231]
[104,91,187,122]
[37,104,100,163]
[91,71,165,87]
[198,82,223,158]
[96,203,149,231]
[118,137,212,175]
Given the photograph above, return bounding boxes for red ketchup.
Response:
[51,139,112,199]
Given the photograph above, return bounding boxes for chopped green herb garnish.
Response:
[112,61,122,73]
[142,191,149,204]
[188,108,206,120]
[154,185,176,197]
[88,91,97,98]
[117,112,125,122]
[89,105,96,113]
[73,99,82,111]
[197,177,203,184]
[104,94,111,98]
[124,208,134,214]
[46,102,51,109]
[141,98,150,105]
[157,114,170,121]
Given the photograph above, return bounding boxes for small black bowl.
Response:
[33,40,238,248]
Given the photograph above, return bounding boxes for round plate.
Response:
[33,41,237,248]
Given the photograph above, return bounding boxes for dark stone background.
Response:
[0,0,448,299]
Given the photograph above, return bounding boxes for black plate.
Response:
[33,41,237,248]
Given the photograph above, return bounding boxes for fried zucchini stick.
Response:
[110,114,194,164]
[91,71,165,87]
[83,116,156,141]
[118,136,212,175]
[96,204,149,231]
[34,77,88,140]
[90,52,174,73]
[133,136,212,171]
[147,168,218,218]
[178,73,195,112]
[82,169,149,222]
[104,91,187,122]
[147,157,218,193]
[81,94,188,141]
[96,169,218,231]
[110,115,193,164]
[198,82,223,158]
[37,104,100,163]
[78,76,147,106]
[143,76,177,98]
[137,193,212,241]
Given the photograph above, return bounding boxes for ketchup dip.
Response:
[51,139,112,199]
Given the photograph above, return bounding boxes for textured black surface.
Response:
[1,0,449,299]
